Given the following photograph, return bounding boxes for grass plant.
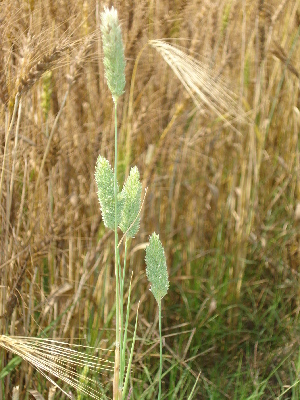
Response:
[96,8,169,399]
[0,1,299,399]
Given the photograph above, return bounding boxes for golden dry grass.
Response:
[0,0,299,398]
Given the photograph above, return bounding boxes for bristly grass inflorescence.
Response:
[100,6,126,103]
[95,156,123,230]
[95,158,142,238]
[145,233,169,304]
[119,167,142,238]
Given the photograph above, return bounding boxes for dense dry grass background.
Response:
[0,0,299,398]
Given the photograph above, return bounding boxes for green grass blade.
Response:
[122,302,139,400]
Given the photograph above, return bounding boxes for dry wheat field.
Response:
[0,0,300,399]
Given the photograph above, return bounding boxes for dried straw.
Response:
[0,336,113,399]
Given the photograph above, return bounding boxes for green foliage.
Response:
[119,166,142,238]
[145,233,169,304]
[100,7,126,102]
[0,356,22,380]
[95,155,123,230]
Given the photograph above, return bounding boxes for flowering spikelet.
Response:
[145,233,169,303]
[119,166,142,238]
[95,156,123,230]
[100,7,126,102]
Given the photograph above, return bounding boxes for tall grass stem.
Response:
[119,239,128,386]
[114,100,120,400]
[158,301,162,400]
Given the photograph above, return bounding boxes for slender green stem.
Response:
[122,302,140,400]
[121,270,133,395]
[119,238,128,385]
[114,100,120,400]
[118,249,123,388]
[187,372,201,400]
[123,239,128,292]
[158,300,162,400]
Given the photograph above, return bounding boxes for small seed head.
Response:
[145,233,169,303]
[95,156,123,230]
[100,7,126,102]
[119,166,142,238]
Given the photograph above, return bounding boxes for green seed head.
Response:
[100,7,126,102]
[119,166,142,238]
[145,233,169,303]
[95,155,123,230]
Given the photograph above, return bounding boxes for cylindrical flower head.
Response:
[145,233,169,304]
[119,166,142,238]
[95,156,123,230]
[100,7,126,102]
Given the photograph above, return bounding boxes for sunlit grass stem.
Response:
[114,100,120,400]
[158,300,162,400]
[119,239,128,387]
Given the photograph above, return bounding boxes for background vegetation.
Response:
[0,0,299,398]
